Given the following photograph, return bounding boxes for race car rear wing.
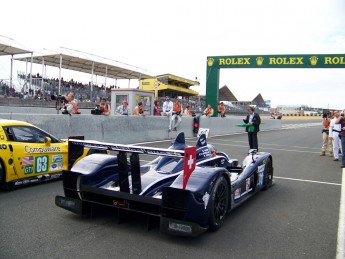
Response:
[68,138,186,194]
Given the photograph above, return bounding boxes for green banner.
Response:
[207,54,345,68]
[205,53,345,117]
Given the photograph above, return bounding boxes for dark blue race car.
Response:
[56,132,273,236]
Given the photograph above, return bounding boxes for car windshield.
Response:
[155,157,183,174]
[4,126,61,143]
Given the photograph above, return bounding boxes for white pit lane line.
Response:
[337,169,345,259]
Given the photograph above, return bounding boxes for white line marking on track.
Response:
[204,141,321,154]
[336,169,345,259]
[205,139,320,150]
[274,176,341,186]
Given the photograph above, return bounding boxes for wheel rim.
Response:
[213,181,227,222]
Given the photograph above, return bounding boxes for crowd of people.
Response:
[320,111,345,168]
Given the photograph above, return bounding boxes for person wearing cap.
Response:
[116,99,130,115]
[132,101,145,116]
[162,96,174,130]
[336,112,345,168]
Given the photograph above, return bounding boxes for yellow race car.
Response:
[0,119,105,189]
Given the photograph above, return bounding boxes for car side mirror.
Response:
[44,137,52,145]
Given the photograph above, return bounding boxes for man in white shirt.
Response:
[162,96,174,131]
[329,111,342,161]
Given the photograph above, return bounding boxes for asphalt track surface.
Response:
[0,119,343,259]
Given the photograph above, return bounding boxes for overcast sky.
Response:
[1,0,345,109]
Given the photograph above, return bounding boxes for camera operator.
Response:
[91,98,110,115]
[56,92,79,115]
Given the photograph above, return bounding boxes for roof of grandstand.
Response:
[0,35,32,56]
[251,93,266,106]
[219,85,238,102]
[15,47,152,80]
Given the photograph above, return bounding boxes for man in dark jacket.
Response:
[243,106,261,151]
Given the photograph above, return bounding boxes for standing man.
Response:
[243,106,261,151]
[171,98,182,131]
[320,113,331,156]
[336,112,345,168]
[162,96,173,131]
[329,111,342,161]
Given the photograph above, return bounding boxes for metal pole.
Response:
[105,65,108,88]
[59,54,62,95]
[10,54,13,89]
[128,79,130,88]
[29,52,33,95]
[91,61,94,102]
[25,58,28,92]
[41,58,44,98]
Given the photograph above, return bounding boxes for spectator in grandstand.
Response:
[99,98,110,116]
[171,99,182,131]
[320,113,332,156]
[243,106,261,151]
[154,100,161,116]
[336,112,345,168]
[162,96,174,130]
[184,105,193,117]
[203,104,214,117]
[217,102,225,117]
[116,100,130,115]
[132,101,145,116]
[329,111,342,161]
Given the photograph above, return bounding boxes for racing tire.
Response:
[208,176,229,231]
[0,159,7,190]
[263,158,273,190]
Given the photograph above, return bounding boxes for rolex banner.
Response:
[207,54,345,68]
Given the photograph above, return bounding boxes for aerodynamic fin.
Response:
[169,132,186,150]
[196,133,207,148]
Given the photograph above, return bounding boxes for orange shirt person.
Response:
[132,102,145,116]
[203,104,214,117]
[99,98,110,115]
[217,102,225,117]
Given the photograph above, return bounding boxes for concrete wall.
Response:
[0,107,281,144]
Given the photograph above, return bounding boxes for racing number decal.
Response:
[35,155,49,173]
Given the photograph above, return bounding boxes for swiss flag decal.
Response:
[183,146,196,189]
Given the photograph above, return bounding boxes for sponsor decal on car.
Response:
[22,156,34,166]
[0,144,7,149]
[24,146,61,154]
[24,165,34,175]
[202,192,210,209]
[35,155,49,173]
[50,155,64,171]
[52,154,63,163]
[234,188,241,199]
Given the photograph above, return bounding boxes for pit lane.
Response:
[0,120,343,259]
